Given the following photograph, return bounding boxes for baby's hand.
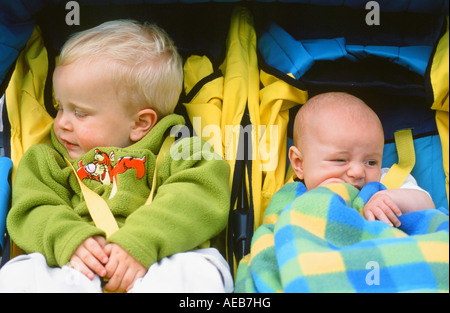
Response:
[70,236,109,280]
[103,243,147,293]
[363,190,402,227]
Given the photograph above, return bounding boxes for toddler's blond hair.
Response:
[58,20,183,118]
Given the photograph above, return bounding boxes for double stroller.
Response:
[1,0,448,292]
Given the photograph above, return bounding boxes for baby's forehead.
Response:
[294,93,384,145]
[302,93,380,123]
[310,94,369,113]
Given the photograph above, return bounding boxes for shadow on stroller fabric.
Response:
[0,0,448,292]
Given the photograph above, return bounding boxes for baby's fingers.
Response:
[372,208,395,226]
[364,209,376,222]
[372,201,401,227]
[382,197,402,217]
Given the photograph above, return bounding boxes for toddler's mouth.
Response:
[60,138,79,150]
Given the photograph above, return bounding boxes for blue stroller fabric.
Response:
[0,157,12,250]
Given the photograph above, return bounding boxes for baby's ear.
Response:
[288,146,304,180]
[130,108,158,142]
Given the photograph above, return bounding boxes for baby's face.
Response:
[292,110,384,190]
[53,61,136,159]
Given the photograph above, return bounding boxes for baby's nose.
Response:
[348,162,365,177]
[347,163,365,187]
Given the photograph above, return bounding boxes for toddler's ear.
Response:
[288,146,304,180]
[130,108,158,142]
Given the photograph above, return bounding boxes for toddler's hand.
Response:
[363,190,402,227]
[70,236,109,280]
[103,243,147,293]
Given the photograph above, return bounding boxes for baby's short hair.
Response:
[293,92,383,148]
[58,20,183,118]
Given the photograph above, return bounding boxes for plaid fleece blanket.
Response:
[235,182,449,293]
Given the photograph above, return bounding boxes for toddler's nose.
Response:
[56,112,73,131]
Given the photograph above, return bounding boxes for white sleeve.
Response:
[380,168,431,198]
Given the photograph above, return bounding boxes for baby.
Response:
[289,92,435,227]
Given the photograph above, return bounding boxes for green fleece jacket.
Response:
[7,114,230,268]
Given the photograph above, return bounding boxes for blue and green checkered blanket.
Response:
[235,182,449,292]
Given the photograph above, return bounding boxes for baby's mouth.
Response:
[321,178,363,190]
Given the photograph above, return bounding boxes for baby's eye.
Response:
[365,160,377,166]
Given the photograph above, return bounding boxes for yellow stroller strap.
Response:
[65,157,119,238]
[381,129,416,189]
[64,134,175,237]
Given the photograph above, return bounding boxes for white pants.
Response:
[0,248,233,293]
